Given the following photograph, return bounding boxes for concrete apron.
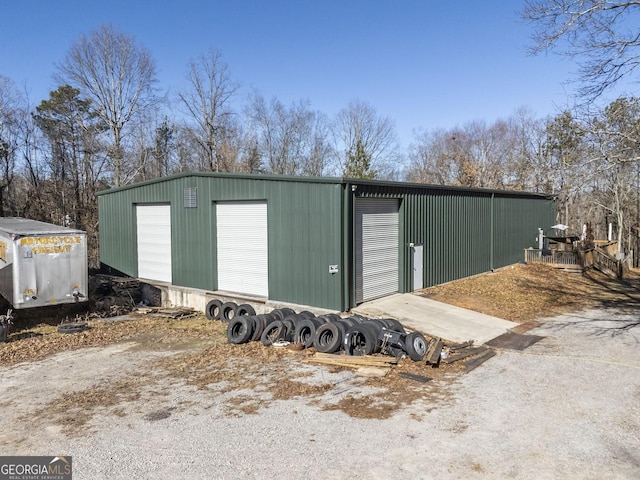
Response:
[352,293,518,345]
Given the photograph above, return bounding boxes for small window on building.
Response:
[184,187,197,208]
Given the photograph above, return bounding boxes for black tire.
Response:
[321,313,342,322]
[58,322,88,334]
[282,313,301,325]
[250,315,266,342]
[271,307,296,320]
[295,318,323,348]
[261,312,278,327]
[404,332,428,361]
[382,318,406,333]
[338,317,358,329]
[227,317,254,344]
[221,302,238,322]
[205,299,223,320]
[261,320,286,346]
[333,320,348,337]
[313,322,343,353]
[279,307,296,317]
[281,318,296,341]
[297,311,315,319]
[344,323,378,356]
[0,324,6,342]
[367,318,387,331]
[236,304,256,316]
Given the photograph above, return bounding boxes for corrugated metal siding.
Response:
[265,181,343,310]
[493,195,556,267]
[352,186,550,293]
[99,173,555,311]
[99,175,344,311]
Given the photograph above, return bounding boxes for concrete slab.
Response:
[352,293,518,345]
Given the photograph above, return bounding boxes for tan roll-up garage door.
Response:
[216,201,268,297]
[355,198,399,303]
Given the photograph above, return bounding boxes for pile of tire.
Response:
[205,299,429,362]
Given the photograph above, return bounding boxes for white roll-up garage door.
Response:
[136,204,172,283]
[216,201,268,297]
[355,198,399,303]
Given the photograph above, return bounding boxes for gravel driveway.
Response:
[1,307,639,479]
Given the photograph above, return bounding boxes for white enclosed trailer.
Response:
[0,218,88,309]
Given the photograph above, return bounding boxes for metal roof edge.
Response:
[96,171,344,196]
[95,171,553,199]
[341,177,553,199]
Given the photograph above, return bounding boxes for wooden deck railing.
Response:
[593,248,621,277]
[524,246,622,278]
[524,248,579,266]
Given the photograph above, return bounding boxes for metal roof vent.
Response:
[184,187,197,208]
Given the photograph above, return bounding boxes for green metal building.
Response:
[97,172,555,311]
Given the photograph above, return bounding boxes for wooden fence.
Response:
[523,248,580,268]
[524,246,622,277]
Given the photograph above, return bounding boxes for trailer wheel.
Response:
[404,332,428,361]
[205,299,223,320]
[221,302,238,322]
[227,317,254,344]
[58,322,89,334]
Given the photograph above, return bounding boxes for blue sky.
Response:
[2,0,578,147]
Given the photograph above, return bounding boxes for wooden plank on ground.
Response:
[425,339,443,364]
[306,353,397,368]
[449,340,474,350]
[462,349,496,372]
[441,346,488,364]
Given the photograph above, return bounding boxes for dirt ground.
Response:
[422,262,640,324]
[1,262,639,429]
[1,263,639,478]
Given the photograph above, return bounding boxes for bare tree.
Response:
[178,49,240,172]
[407,111,546,190]
[523,1,640,102]
[334,99,399,179]
[407,129,458,184]
[247,93,332,175]
[505,106,547,191]
[0,75,26,215]
[587,97,640,252]
[57,24,158,186]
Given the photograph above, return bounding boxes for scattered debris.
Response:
[0,310,13,342]
[441,346,489,364]
[305,352,398,369]
[57,322,89,334]
[399,372,432,383]
[425,338,444,365]
[485,331,545,350]
[462,349,496,372]
[449,340,475,351]
[136,307,197,319]
[110,277,143,305]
